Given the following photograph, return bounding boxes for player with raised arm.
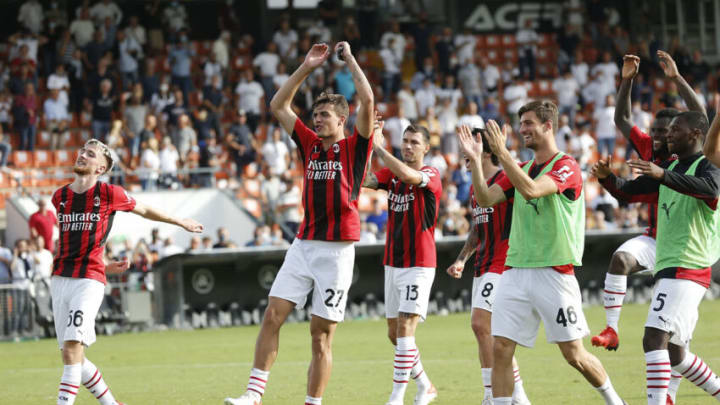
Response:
[592,51,707,364]
[224,41,373,405]
[459,101,627,405]
[448,126,530,405]
[704,97,720,166]
[362,118,441,405]
[52,139,203,405]
[592,111,720,405]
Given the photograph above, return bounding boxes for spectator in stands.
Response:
[458,57,482,108]
[140,59,159,104]
[571,49,589,88]
[593,94,617,157]
[419,105,442,148]
[163,1,188,39]
[202,74,224,138]
[436,74,462,110]
[226,109,255,178]
[139,137,160,191]
[18,0,44,35]
[454,26,476,65]
[0,238,12,335]
[272,63,289,93]
[212,30,231,72]
[90,0,122,25]
[553,69,580,124]
[379,37,401,101]
[235,69,264,132]
[0,90,12,133]
[85,30,107,71]
[415,77,436,118]
[69,7,94,48]
[10,239,34,338]
[203,52,223,90]
[0,125,11,168]
[176,113,196,160]
[158,135,180,189]
[10,44,37,78]
[245,225,271,247]
[29,198,57,253]
[214,227,232,248]
[169,33,194,104]
[43,88,70,150]
[13,82,38,151]
[123,83,148,157]
[91,78,114,142]
[517,19,538,81]
[273,19,299,61]
[126,15,146,48]
[151,79,174,116]
[165,87,190,140]
[592,51,619,84]
[582,70,614,109]
[117,29,142,90]
[262,126,290,177]
[479,57,501,98]
[254,42,280,104]
[138,113,158,149]
[66,49,84,115]
[434,27,454,76]
[196,133,223,188]
[47,63,70,105]
[276,174,301,236]
[30,235,53,283]
[384,106,410,158]
[359,221,378,243]
[260,165,282,214]
[438,97,459,152]
[479,95,501,123]
[341,16,361,52]
[9,62,36,96]
[100,15,118,51]
[193,107,215,146]
[591,188,620,229]
[426,145,448,178]
[568,122,596,170]
[410,56,436,91]
[334,65,356,102]
[187,236,201,252]
[201,236,213,250]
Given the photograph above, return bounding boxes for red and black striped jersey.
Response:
[291,118,372,241]
[470,170,512,277]
[376,166,442,268]
[52,182,136,284]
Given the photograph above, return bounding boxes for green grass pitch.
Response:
[3,300,720,404]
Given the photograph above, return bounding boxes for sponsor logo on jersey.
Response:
[388,190,416,212]
[307,160,343,180]
[472,206,495,224]
[93,196,101,207]
[58,212,102,231]
[333,143,340,153]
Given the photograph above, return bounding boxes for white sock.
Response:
[389,337,415,402]
[668,343,688,402]
[674,351,720,400]
[305,395,322,404]
[493,397,512,405]
[603,273,627,332]
[595,377,623,405]
[481,367,493,399]
[58,364,82,405]
[82,358,117,405]
[246,368,269,399]
[410,340,431,391]
[512,366,529,402]
[646,350,671,405]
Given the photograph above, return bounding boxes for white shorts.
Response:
[614,235,656,272]
[51,276,106,350]
[472,272,502,312]
[269,238,355,322]
[384,266,435,320]
[645,278,706,347]
[491,268,590,347]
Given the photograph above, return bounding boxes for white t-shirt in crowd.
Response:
[384,116,411,149]
[159,147,179,174]
[553,76,579,107]
[454,34,477,64]
[273,30,298,59]
[594,106,617,139]
[253,52,281,77]
[504,83,529,116]
[262,140,289,176]
[235,81,264,115]
[397,89,418,121]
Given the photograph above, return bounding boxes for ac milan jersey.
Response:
[376,166,442,268]
[291,118,372,241]
[52,182,136,284]
[470,170,512,277]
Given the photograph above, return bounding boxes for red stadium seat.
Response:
[11,151,33,168]
[33,150,54,168]
[54,150,76,167]
[501,34,517,48]
[484,34,502,48]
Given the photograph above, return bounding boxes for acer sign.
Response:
[461,2,564,32]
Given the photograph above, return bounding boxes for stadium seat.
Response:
[484,34,502,48]
[501,34,517,48]
[54,150,76,167]
[33,150,54,168]
[538,33,555,46]
[10,151,33,168]
[503,48,519,63]
[486,49,501,64]
[473,35,486,49]
[36,130,50,149]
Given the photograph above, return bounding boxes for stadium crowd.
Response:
[5,0,719,247]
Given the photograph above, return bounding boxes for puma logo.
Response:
[661,202,676,219]
[485,300,492,308]
[658,315,668,324]
[59,202,66,209]
[526,199,540,215]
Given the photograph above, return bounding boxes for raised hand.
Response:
[303,43,331,69]
[106,258,130,275]
[591,158,612,179]
[657,50,679,79]
[334,41,352,62]
[628,159,665,179]
[485,120,508,155]
[179,218,204,233]
[457,125,483,161]
[372,113,385,149]
[446,261,464,279]
[621,54,640,80]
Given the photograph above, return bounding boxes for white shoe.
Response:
[413,384,437,405]
[224,392,262,405]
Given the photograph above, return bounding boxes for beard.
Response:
[73,165,92,175]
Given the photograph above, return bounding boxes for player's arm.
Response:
[335,41,373,138]
[658,50,706,116]
[614,55,639,139]
[105,257,130,275]
[270,43,331,134]
[446,222,479,279]
[592,158,659,203]
[131,202,204,233]
[370,119,424,185]
[704,99,720,166]
[457,125,507,207]
[629,158,720,201]
[485,120,558,200]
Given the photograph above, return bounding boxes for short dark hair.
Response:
[518,100,558,132]
[474,128,499,166]
[655,108,681,120]
[312,92,349,119]
[404,124,431,145]
[675,111,710,138]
